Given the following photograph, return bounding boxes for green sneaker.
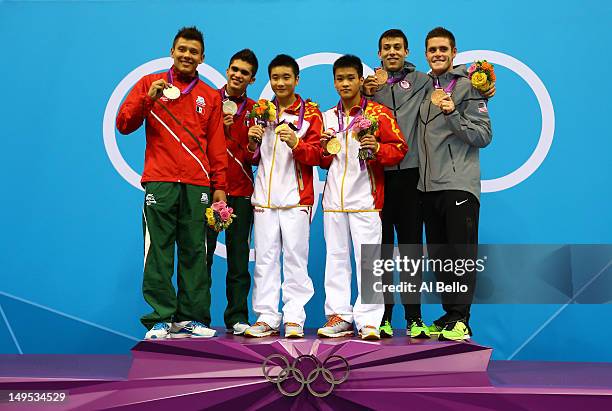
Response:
[427,323,444,335]
[407,318,430,339]
[439,321,471,341]
[379,320,393,338]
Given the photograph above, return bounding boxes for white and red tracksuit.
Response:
[321,99,407,331]
[250,96,323,329]
[116,67,227,189]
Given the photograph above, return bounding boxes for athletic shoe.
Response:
[379,320,393,338]
[226,322,250,335]
[244,322,279,338]
[317,315,354,338]
[428,323,444,336]
[407,318,431,339]
[144,322,170,340]
[438,321,471,341]
[359,325,380,340]
[170,321,216,338]
[284,322,304,338]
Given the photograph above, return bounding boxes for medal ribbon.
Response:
[336,97,367,134]
[273,96,306,130]
[167,68,199,96]
[220,87,248,117]
[434,76,458,93]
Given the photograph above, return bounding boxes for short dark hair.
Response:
[229,49,259,76]
[333,54,363,78]
[268,54,299,78]
[425,26,456,49]
[378,29,408,51]
[173,26,204,53]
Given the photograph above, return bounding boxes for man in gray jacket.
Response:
[418,27,492,341]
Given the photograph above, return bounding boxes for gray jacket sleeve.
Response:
[444,90,492,148]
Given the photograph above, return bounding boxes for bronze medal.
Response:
[430,88,447,107]
[375,68,388,87]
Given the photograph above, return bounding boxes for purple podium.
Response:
[1,333,612,410]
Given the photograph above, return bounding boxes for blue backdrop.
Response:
[1,0,611,361]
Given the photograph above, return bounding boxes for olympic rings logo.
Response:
[262,354,350,398]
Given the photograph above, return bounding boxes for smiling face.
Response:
[378,36,408,72]
[426,36,457,76]
[270,66,299,100]
[170,37,204,77]
[225,59,255,96]
[334,67,363,103]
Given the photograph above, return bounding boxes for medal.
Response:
[326,137,341,155]
[223,100,238,115]
[431,77,459,107]
[163,85,181,100]
[375,68,388,88]
[430,89,447,106]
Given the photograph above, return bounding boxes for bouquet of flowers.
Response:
[352,113,379,170]
[468,60,495,92]
[247,99,276,126]
[205,201,236,232]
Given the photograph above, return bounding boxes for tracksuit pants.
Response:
[251,206,314,329]
[381,168,424,322]
[422,189,479,326]
[206,196,253,329]
[323,211,385,331]
[140,182,211,330]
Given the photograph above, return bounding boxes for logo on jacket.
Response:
[200,193,209,204]
[478,101,488,113]
[196,96,206,107]
[145,194,157,206]
[400,80,411,90]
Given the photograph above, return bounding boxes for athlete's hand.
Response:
[213,190,227,204]
[223,113,234,127]
[439,95,455,114]
[359,134,379,151]
[363,75,379,96]
[481,83,496,99]
[148,79,169,100]
[279,128,298,149]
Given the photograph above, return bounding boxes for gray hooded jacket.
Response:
[373,62,430,170]
[417,65,492,200]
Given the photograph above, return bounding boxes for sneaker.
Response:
[226,322,250,335]
[170,321,216,338]
[438,321,471,341]
[317,315,354,338]
[284,322,304,338]
[144,322,170,340]
[359,325,380,340]
[380,320,393,338]
[244,322,279,338]
[407,318,431,339]
[428,323,444,335]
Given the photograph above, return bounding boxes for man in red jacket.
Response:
[206,49,258,336]
[116,26,227,340]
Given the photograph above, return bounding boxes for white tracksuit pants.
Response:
[323,211,384,331]
[252,206,314,329]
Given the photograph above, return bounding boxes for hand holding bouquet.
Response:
[352,114,379,170]
[468,60,496,92]
[205,201,236,232]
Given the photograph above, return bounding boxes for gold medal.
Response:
[430,89,447,107]
[326,137,341,155]
[375,68,388,87]
[275,123,289,134]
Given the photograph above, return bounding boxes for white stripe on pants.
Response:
[323,211,384,331]
[252,207,314,329]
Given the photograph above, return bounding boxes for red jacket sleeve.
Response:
[205,93,228,191]
[319,148,335,169]
[292,107,323,166]
[116,76,155,135]
[373,107,408,167]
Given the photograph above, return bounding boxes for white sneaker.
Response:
[171,321,216,338]
[227,322,250,335]
[317,315,354,338]
[359,325,380,340]
[244,322,279,338]
[144,322,171,340]
[284,323,304,338]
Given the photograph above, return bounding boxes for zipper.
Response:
[340,115,350,210]
[423,98,433,192]
[267,130,280,207]
[391,84,400,171]
[448,144,456,172]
